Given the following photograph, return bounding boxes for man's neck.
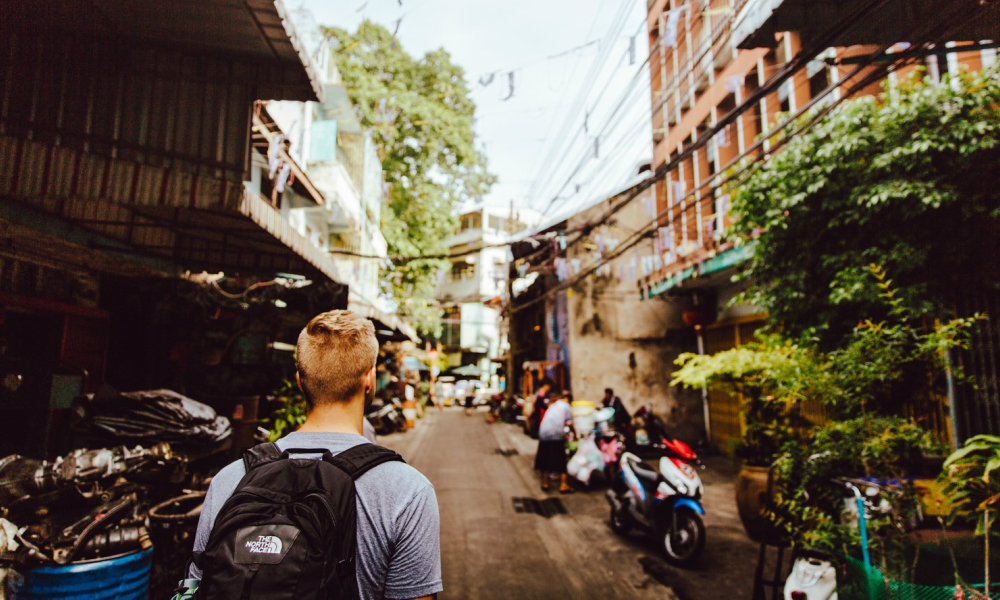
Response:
[297,396,365,436]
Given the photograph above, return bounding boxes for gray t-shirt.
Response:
[538,400,573,441]
[190,431,442,600]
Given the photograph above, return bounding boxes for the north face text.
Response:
[245,536,282,554]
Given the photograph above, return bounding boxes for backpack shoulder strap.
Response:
[325,443,404,480]
[242,442,282,472]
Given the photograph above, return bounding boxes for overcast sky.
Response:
[300,0,652,224]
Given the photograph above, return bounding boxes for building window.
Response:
[450,262,475,281]
[456,213,482,235]
[778,79,793,114]
[808,62,830,100]
[488,215,507,232]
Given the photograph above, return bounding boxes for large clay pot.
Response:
[735,465,786,544]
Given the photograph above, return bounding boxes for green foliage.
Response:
[264,379,307,442]
[763,272,974,565]
[823,266,986,419]
[729,67,1000,346]
[769,416,941,577]
[674,268,982,468]
[940,435,1000,534]
[327,22,496,336]
[673,336,823,466]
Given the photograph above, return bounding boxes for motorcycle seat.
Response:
[630,460,660,483]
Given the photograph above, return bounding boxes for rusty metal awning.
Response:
[1,133,346,282]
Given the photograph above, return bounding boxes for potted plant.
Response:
[264,378,307,442]
[672,338,821,542]
[939,435,1000,596]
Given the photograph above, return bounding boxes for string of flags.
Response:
[476,33,640,103]
[502,72,515,101]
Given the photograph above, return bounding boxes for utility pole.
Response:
[505,199,517,400]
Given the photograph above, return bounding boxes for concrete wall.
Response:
[565,185,706,443]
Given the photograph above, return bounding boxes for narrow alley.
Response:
[380,408,758,600]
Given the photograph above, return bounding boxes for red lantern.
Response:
[682,306,715,327]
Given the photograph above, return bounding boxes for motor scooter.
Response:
[606,443,706,566]
[783,549,839,600]
[365,396,406,435]
[501,396,526,424]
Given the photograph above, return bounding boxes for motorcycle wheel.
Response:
[660,509,706,566]
[609,503,632,535]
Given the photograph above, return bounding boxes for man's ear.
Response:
[296,371,304,392]
[365,366,376,391]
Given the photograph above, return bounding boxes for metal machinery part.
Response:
[0,444,183,566]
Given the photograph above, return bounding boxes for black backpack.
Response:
[193,442,404,600]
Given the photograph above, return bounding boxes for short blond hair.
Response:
[296,310,378,404]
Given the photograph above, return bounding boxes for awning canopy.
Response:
[642,244,756,300]
[1,132,348,281]
[733,0,1000,50]
[4,0,321,101]
[448,364,488,377]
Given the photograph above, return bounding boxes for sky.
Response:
[300,0,652,226]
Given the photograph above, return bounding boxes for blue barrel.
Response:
[12,547,152,600]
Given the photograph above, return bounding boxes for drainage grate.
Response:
[511,497,567,518]
[494,448,519,457]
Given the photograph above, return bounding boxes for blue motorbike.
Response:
[605,439,706,566]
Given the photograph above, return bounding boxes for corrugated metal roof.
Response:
[1,132,348,280]
[3,0,320,102]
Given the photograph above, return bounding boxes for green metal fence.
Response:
[839,557,999,600]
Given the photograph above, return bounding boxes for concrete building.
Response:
[642,0,999,448]
[252,8,397,323]
[564,180,704,437]
[437,206,540,379]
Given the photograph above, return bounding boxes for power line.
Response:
[531,18,653,214]
[531,18,650,211]
[539,0,896,260]
[524,0,638,203]
[537,2,751,220]
[510,0,981,314]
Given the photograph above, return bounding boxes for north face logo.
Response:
[233,526,298,564]
[245,535,282,554]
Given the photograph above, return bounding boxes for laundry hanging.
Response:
[662,10,682,49]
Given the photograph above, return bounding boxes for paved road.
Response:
[380,407,759,600]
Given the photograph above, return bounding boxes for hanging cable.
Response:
[510,0,982,313]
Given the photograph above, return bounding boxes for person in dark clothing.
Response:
[602,388,630,433]
[527,379,553,439]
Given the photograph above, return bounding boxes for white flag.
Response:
[716,125,729,149]
[725,74,745,94]
[672,180,686,205]
[662,10,681,48]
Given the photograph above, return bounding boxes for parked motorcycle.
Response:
[606,444,707,566]
[365,397,407,435]
[498,396,526,424]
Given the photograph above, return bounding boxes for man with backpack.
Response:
[180,310,441,600]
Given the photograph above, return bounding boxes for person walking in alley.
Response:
[602,387,631,433]
[534,392,575,493]
[186,310,442,600]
